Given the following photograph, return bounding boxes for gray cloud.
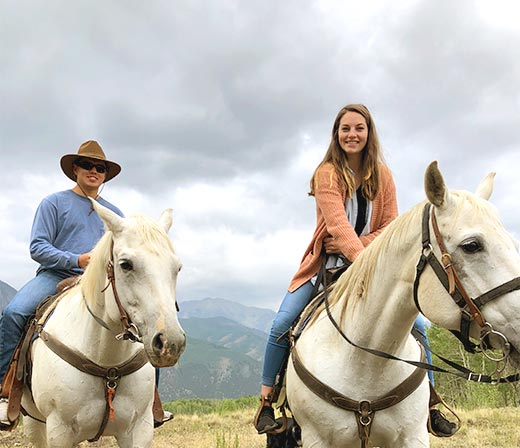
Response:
[1,0,519,307]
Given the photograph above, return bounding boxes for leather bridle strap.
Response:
[413,203,467,314]
[430,208,486,327]
[104,259,141,341]
[473,277,520,309]
[323,286,518,383]
[99,241,143,342]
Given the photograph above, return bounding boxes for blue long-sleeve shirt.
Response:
[29,190,124,277]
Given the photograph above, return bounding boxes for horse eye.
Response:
[120,260,134,271]
[460,239,482,254]
[178,264,182,273]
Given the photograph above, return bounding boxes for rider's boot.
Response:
[429,407,458,437]
[427,384,459,437]
[254,394,279,434]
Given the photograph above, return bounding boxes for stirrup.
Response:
[427,386,460,437]
[254,395,285,435]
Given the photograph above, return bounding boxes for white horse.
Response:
[21,201,186,448]
[286,161,520,447]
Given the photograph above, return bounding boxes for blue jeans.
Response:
[413,314,434,385]
[262,282,315,387]
[0,270,66,384]
[262,281,435,386]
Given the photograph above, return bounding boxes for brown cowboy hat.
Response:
[60,140,121,182]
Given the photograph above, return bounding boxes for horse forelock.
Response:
[129,214,175,256]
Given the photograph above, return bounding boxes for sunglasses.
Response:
[75,159,108,174]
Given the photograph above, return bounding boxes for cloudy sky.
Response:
[1,0,519,310]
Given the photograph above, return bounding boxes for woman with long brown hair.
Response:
[254,104,456,438]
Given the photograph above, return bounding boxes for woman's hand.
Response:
[323,235,341,254]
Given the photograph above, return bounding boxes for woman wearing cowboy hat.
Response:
[0,141,123,423]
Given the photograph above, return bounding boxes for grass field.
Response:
[1,402,520,447]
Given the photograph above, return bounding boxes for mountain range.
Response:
[0,280,17,310]
[0,282,274,400]
[178,297,275,334]
[161,298,276,400]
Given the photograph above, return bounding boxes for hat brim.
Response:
[60,154,121,182]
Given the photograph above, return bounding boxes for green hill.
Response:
[158,335,262,400]
[180,316,267,361]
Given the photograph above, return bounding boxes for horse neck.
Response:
[335,214,423,359]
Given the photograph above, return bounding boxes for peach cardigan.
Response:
[288,162,398,292]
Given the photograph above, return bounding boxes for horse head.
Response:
[420,161,520,368]
[88,200,186,368]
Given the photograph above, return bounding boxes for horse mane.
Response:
[325,191,497,322]
[80,214,175,306]
[326,202,424,319]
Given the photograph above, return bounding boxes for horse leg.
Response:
[299,431,327,448]
[23,416,48,448]
[44,413,77,448]
[392,427,430,447]
[115,423,154,448]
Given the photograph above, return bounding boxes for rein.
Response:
[320,271,520,384]
[316,203,520,384]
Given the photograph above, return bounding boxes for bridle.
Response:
[315,201,520,384]
[84,241,180,344]
[413,202,520,361]
[288,200,520,445]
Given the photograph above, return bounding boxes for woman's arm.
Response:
[314,164,364,261]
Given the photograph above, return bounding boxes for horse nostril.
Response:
[153,333,167,355]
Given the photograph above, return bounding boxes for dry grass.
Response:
[1,407,520,447]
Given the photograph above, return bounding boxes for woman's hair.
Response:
[309,103,385,200]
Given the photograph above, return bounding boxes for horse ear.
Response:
[90,199,125,234]
[158,208,173,232]
[424,161,449,208]
[475,172,496,200]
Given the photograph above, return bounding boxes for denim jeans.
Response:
[262,281,435,386]
[413,314,434,385]
[0,270,66,383]
[262,281,315,387]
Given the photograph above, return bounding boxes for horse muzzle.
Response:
[148,330,186,367]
